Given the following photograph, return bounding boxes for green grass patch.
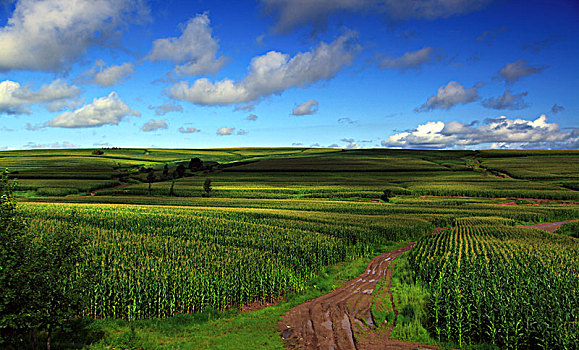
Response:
[389,252,434,345]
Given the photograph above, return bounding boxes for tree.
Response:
[146,170,156,196]
[188,158,202,171]
[176,164,186,178]
[162,164,169,178]
[203,178,212,197]
[169,170,178,197]
[0,170,30,347]
[380,189,393,202]
[0,170,87,350]
[28,215,87,350]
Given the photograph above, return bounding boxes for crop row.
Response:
[20,202,431,320]
[409,224,579,349]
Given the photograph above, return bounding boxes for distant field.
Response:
[3,148,578,199]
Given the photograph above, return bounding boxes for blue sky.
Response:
[0,0,577,150]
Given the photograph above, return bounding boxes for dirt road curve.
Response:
[516,219,578,233]
[278,243,436,350]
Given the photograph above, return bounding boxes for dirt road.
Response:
[278,243,436,350]
[516,219,578,233]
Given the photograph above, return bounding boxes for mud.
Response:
[278,244,437,350]
[516,219,579,233]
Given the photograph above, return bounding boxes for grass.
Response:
[389,252,434,345]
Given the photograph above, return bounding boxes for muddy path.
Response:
[278,243,436,350]
[516,219,578,233]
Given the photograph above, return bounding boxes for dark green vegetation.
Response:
[0,171,86,349]
[410,219,578,349]
[1,148,578,349]
[557,221,579,238]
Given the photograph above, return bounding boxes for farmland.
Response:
[1,148,578,349]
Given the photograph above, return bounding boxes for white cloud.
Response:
[141,119,168,132]
[148,102,183,116]
[261,0,491,33]
[416,81,482,112]
[168,31,357,106]
[341,138,360,148]
[178,126,200,133]
[148,13,226,76]
[380,47,437,70]
[237,129,248,135]
[382,115,572,149]
[48,92,140,128]
[482,90,529,110]
[498,59,546,84]
[0,0,148,72]
[93,62,135,86]
[46,98,84,113]
[0,79,80,115]
[217,127,234,135]
[292,99,319,116]
[246,114,259,121]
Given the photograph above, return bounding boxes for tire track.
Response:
[279,243,435,349]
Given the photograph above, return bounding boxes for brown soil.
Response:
[278,243,437,350]
[516,219,579,233]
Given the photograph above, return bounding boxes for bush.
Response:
[557,221,579,238]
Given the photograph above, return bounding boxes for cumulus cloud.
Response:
[382,114,572,149]
[0,0,148,72]
[0,79,81,115]
[168,31,357,106]
[148,13,226,76]
[93,62,135,86]
[217,127,234,135]
[178,126,200,133]
[341,138,360,148]
[148,102,183,116]
[380,47,437,70]
[482,90,529,110]
[48,92,140,128]
[551,104,565,114]
[292,99,319,116]
[416,81,481,112]
[261,0,490,33]
[498,59,547,84]
[46,99,84,113]
[141,119,168,132]
[246,114,259,121]
[292,142,303,146]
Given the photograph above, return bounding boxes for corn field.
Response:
[20,202,432,321]
[409,219,579,349]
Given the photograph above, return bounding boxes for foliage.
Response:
[557,221,579,238]
[0,170,30,345]
[409,222,579,349]
[203,178,212,197]
[19,202,431,321]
